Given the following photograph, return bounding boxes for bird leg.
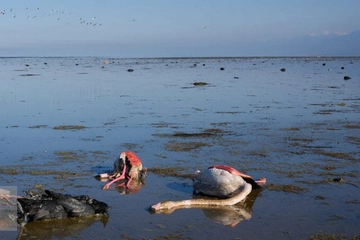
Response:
[102,164,127,190]
[125,176,134,189]
[255,177,267,185]
[0,189,22,206]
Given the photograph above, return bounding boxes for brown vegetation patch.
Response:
[280,127,300,131]
[344,124,360,129]
[173,128,225,138]
[172,132,214,138]
[215,111,246,114]
[266,183,308,193]
[53,125,86,130]
[347,136,360,146]
[19,73,41,77]
[249,151,268,157]
[297,180,329,186]
[313,110,333,115]
[153,234,184,240]
[0,165,86,177]
[55,151,87,161]
[309,231,359,240]
[148,166,195,179]
[287,137,314,142]
[165,140,212,152]
[314,195,326,200]
[313,150,356,161]
[29,125,48,129]
[154,128,226,139]
[152,122,169,128]
[104,121,116,126]
[314,109,350,115]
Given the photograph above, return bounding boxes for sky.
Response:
[1,0,360,57]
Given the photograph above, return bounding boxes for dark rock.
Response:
[280,68,286,72]
[193,82,208,86]
[127,69,134,72]
[344,76,351,80]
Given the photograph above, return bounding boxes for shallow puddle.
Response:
[0,57,359,239]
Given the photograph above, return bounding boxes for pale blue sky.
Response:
[1,0,359,57]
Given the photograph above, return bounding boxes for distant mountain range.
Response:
[235,30,360,56]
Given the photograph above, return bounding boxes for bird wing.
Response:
[45,190,88,215]
[125,152,142,167]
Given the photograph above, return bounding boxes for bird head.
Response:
[113,152,127,174]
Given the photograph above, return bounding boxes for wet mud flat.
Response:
[0,57,359,239]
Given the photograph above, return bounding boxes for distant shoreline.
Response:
[1,56,360,59]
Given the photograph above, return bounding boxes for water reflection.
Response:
[96,177,146,195]
[16,215,108,240]
[154,189,263,227]
[201,189,262,226]
[0,210,17,231]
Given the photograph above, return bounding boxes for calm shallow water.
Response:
[0,57,359,239]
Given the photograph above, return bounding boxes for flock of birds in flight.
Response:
[0,7,207,29]
[0,7,102,27]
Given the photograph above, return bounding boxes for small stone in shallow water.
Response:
[193,82,208,86]
[127,69,134,72]
[280,68,286,72]
[220,67,225,71]
[343,76,351,80]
